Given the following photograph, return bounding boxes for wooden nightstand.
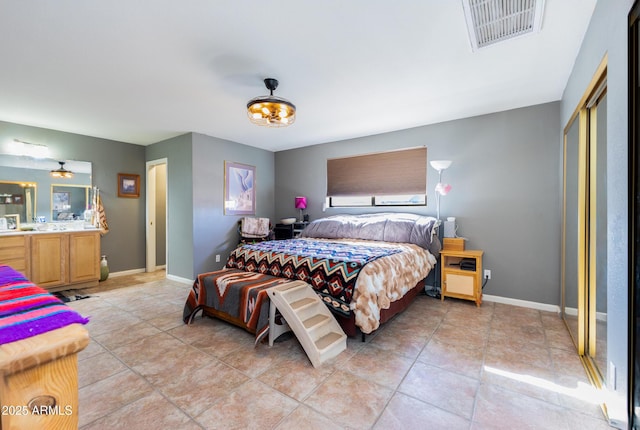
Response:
[440,249,484,307]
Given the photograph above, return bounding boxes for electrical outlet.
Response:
[215,254,220,263]
[484,269,491,279]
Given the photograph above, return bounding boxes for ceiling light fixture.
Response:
[50,161,74,179]
[247,78,296,127]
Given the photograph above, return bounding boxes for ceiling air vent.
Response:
[462,0,545,50]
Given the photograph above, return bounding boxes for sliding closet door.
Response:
[589,91,607,379]
[561,58,607,395]
[630,2,640,425]
[562,114,583,352]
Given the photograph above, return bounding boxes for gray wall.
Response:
[145,132,275,279]
[560,0,634,426]
[145,133,193,280]
[191,133,275,276]
[275,102,561,305]
[0,120,146,273]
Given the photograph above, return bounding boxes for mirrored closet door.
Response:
[562,58,607,394]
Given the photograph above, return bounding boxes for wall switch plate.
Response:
[215,254,220,263]
[484,269,491,279]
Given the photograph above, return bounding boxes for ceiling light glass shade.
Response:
[247,96,296,127]
[247,78,296,127]
[430,160,452,171]
[50,161,74,178]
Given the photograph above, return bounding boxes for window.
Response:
[326,147,427,207]
[329,195,426,207]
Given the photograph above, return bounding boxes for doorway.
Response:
[146,159,167,274]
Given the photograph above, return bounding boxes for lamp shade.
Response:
[294,196,307,209]
[430,160,452,171]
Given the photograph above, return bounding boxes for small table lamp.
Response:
[295,196,307,222]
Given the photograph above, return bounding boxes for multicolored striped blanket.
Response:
[0,265,89,345]
[225,238,402,317]
[183,268,293,343]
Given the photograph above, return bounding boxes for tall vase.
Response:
[100,255,109,281]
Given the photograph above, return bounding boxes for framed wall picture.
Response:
[118,173,140,198]
[224,161,255,215]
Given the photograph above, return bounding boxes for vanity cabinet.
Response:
[0,231,100,291]
[0,234,30,274]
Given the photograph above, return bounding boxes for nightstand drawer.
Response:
[445,273,474,296]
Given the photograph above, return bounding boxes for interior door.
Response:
[146,163,157,272]
[146,159,167,274]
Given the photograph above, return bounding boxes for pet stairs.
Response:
[268,281,346,368]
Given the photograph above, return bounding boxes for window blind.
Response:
[326,147,427,196]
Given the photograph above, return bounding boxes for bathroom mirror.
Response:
[0,154,92,223]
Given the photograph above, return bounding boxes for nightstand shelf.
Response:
[440,249,484,307]
[274,222,308,240]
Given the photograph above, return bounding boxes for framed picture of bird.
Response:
[224,161,255,215]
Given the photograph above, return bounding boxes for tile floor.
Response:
[69,271,612,429]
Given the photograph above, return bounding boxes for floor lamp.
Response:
[425,160,452,298]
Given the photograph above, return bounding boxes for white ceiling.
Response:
[0,0,597,152]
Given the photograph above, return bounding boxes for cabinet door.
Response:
[445,273,475,296]
[31,234,68,288]
[69,232,100,283]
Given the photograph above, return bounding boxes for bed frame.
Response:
[196,278,425,339]
[333,279,425,338]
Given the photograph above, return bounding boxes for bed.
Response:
[183,212,440,338]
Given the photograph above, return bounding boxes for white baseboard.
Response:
[166,274,194,285]
[109,268,146,278]
[108,267,192,285]
[482,294,561,314]
[556,306,607,322]
[564,306,577,317]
